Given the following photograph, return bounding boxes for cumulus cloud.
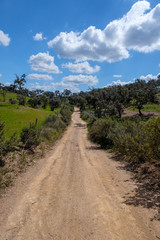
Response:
[62,61,100,74]
[140,73,160,81]
[106,79,133,87]
[33,32,45,41]
[29,82,53,92]
[52,82,80,92]
[28,52,61,74]
[48,1,160,62]
[62,74,98,86]
[29,82,80,92]
[113,75,122,78]
[27,73,53,81]
[0,30,10,46]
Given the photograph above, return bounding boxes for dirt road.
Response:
[0,109,159,240]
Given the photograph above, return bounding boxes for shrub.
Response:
[81,110,97,125]
[60,106,72,125]
[0,121,18,166]
[28,97,40,108]
[9,98,17,104]
[20,123,41,149]
[111,117,160,162]
[88,118,115,148]
[53,118,66,131]
[49,98,61,111]
[143,116,160,160]
[0,121,5,166]
[44,114,57,127]
[40,128,58,141]
[17,95,26,106]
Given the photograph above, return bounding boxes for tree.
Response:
[49,98,61,111]
[41,94,49,109]
[62,89,72,97]
[0,83,7,102]
[14,74,26,91]
[129,79,158,116]
[14,74,26,105]
[28,97,40,108]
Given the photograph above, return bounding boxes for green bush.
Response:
[17,95,26,106]
[112,121,148,162]
[88,115,160,162]
[20,123,41,149]
[143,116,160,160]
[0,120,18,166]
[81,110,97,124]
[109,116,160,162]
[53,118,66,131]
[89,118,115,148]
[60,106,72,125]
[40,128,58,141]
[9,98,17,104]
[44,114,57,127]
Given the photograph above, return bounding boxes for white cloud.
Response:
[52,82,80,92]
[62,61,100,74]
[28,73,97,92]
[27,73,53,81]
[28,52,61,74]
[106,79,133,87]
[29,82,52,91]
[0,73,2,78]
[0,30,10,46]
[5,82,11,86]
[48,1,160,62]
[62,74,98,86]
[33,32,45,41]
[140,73,160,81]
[113,75,122,78]
[29,82,80,92]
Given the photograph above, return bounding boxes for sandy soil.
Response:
[0,109,159,240]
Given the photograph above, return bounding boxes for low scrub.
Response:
[88,118,115,148]
[88,116,160,163]
[0,104,73,190]
[60,105,73,125]
[20,122,41,149]
[81,110,97,125]
[0,120,18,166]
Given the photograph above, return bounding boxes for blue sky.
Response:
[0,0,160,92]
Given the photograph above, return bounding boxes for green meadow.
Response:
[0,102,53,139]
[129,103,160,113]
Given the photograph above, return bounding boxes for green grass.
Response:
[0,102,55,138]
[0,92,17,102]
[0,92,30,103]
[142,103,160,112]
[129,103,160,113]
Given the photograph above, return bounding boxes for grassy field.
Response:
[129,103,160,113]
[0,102,55,139]
[0,92,30,103]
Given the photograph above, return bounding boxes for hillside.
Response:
[0,102,53,138]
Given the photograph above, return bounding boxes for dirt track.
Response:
[0,109,159,240]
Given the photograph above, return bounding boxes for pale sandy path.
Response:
[0,109,159,240]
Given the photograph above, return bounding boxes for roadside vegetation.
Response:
[0,73,160,207]
[0,75,73,190]
[77,76,160,162]
[78,77,160,218]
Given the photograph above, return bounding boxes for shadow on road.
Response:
[112,154,160,221]
[86,145,102,151]
[74,123,86,129]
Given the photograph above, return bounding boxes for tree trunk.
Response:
[138,108,142,116]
